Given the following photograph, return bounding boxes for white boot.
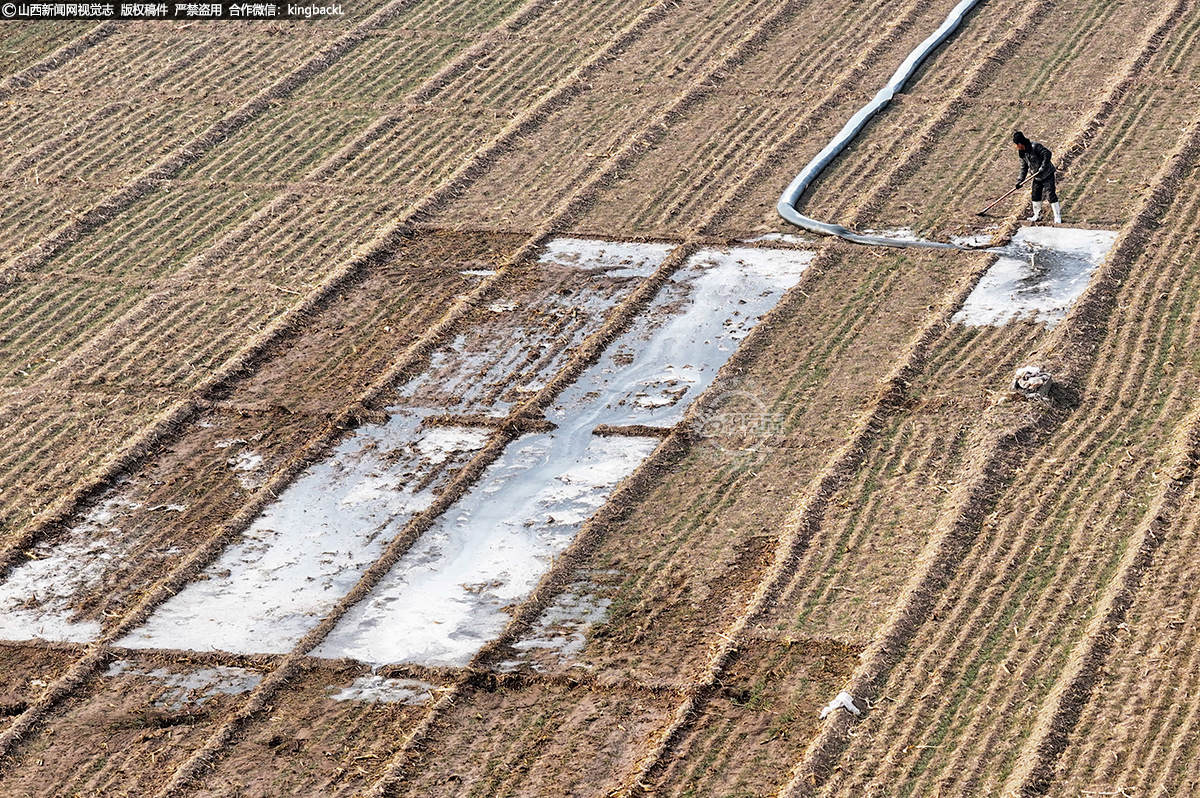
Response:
[1051,202,1062,223]
[1028,201,1042,222]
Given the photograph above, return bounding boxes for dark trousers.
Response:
[1031,172,1058,203]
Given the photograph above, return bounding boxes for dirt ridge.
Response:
[0,22,119,101]
[602,0,1068,788]
[132,0,808,791]
[766,2,1195,791]
[0,3,411,283]
[787,6,1200,792]
[0,0,670,558]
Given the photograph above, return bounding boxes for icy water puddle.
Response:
[104,660,264,709]
[1,240,811,672]
[312,433,659,666]
[551,246,812,427]
[954,227,1118,327]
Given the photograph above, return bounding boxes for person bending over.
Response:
[1013,130,1061,224]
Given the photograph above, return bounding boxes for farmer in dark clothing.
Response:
[1013,130,1061,223]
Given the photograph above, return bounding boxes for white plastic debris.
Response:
[1012,365,1052,397]
[820,690,862,718]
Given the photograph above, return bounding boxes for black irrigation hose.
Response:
[777,0,986,251]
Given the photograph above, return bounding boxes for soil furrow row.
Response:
[994,116,1200,798]
[248,1,888,792]
[582,0,955,236]
[855,451,1158,788]
[37,186,266,282]
[832,0,1179,237]
[1051,501,1200,795]
[638,252,993,792]
[760,0,935,97]
[1158,1,1200,77]
[773,3,1197,784]
[781,405,1064,796]
[770,321,1043,642]
[0,2,411,283]
[824,198,1200,795]
[613,259,998,796]
[785,424,928,630]
[911,171,1200,733]
[700,1,1099,772]
[416,38,590,110]
[0,0,649,539]
[829,0,1055,229]
[1134,559,1200,797]
[1058,532,1200,795]
[0,22,117,101]
[1001,416,1200,796]
[799,52,1200,795]
[1036,0,1194,228]
[386,0,529,35]
[1022,3,1121,100]
[0,100,131,181]
[571,2,1091,787]
[14,0,793,788]
[884,467,1150,796]
[608,254,906,613]
[934,445,1182,796]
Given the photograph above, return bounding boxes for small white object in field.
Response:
[1013,365,1052,397]
[820,690,862,718]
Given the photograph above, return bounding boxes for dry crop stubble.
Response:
[0,14,955,798]
[432,23,1003,782]
[859,0,1187,235]
[2,7,686,796]
[1048,497,1200,797]
[0,230,522,795]
[0,23,110,81]
[86,3,793,771]
[7,0,1200,792]
[765,318,1045,646]
[797,42,1200,798]
[0,0,580,555]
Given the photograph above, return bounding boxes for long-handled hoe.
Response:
[976,171,1040,217]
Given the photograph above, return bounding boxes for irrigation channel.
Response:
[0,0,1120,676]
[0,240,813,669]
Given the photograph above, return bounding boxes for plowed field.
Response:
[2,0,1199,796]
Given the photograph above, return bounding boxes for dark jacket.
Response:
[1018,142,1056,183]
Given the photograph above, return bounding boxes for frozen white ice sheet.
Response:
[118,412,489,654]
[0,494,147,644]
[15,239,811,668]
[313,431,658,667]
[551,246,811,428]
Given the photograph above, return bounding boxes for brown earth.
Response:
[2,0,1200,796]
